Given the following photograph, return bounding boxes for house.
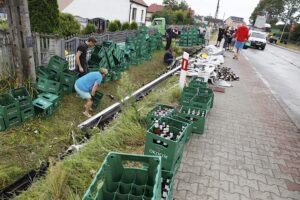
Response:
[204,16,224,27]
[0,7,7,21]
[225,16,244,28]
[74,15,88,29]
[146,3,164,22]
[60,0,148,25]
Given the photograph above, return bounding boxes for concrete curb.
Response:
[268,42,300,54]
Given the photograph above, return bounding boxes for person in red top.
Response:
[233,23,249,60]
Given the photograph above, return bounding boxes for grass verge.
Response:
[0,50,167,188]
[277,42,300,52]
[16,75,181,200]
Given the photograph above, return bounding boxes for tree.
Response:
[178,0,188,10]
[163,0,178,10]
[122,22,130,30]
[280,0,300,24]
[250,0,284,25]
[82,22,96,35]
[289,24,300,41]
[55,13,80,36]
[28,0,59,33]
[130,22,138,30]
[175,10,184,24]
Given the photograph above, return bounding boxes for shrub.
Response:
[130,22,138,30]
[122,22,130,30]
[82,23,96,35]
[108,21,119,32]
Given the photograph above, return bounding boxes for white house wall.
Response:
[63,0,130,22]
[130,3,146,24]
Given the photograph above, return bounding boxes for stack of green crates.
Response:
[10,87,34,122]
[146,104,176,129]
[38,93,60,108]
[0,93,21,130]
[36,77,61,95]
[82,152,162,200]
[48,55,69,81]
[178,28,204,47]
[145,117,189,172]
[60,70,79,95]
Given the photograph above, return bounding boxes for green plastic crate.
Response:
[4,114,21,128]
[196,88,214,108]
[189,79,208,88]
[146,104,176,129]
[0,116,6,131]
[82,152,161,200]
[161,170,175,200]
[21,106,35,122]
[171,114,193,143]
[10,86,32,110]
[48,55,68,73]
[32,97,54,118]
[36,77,61,95]
[36,66,56,80]
[145,117,188,172]
[111,71,122,81]
[178,106,207,134]
[190,95,212,111]
[61,84,73,95]
[60,70,79,87]
[92,91,104,109]
[37,93,59,108]
[0,93,20,118]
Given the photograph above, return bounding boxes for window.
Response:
[132,8,137,21]
[141,10,144,21]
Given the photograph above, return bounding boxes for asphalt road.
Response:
[243,44,300,129]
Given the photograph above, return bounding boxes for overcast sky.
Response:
[144,0,260,23]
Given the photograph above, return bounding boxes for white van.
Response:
[244,31,267,50]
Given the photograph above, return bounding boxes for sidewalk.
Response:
[173,51,300,200]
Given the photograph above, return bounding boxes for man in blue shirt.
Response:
[75,68,108,117]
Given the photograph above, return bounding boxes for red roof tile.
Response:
[147,3,164,13]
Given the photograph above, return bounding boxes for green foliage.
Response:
[178,0,189,10]
[0,20,8,30]
[122,22,130,30]
[152,8,194,25]
[114,20,122,30]
[55,13,80,36]
[290,25,300,41]
[130,22,138,30]
[108,21,119,32]
[163,0,179,10]
[28,0,59,33]
[82,23,96,35]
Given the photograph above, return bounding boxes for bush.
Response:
[82,22,96,35]
[122,22,130,30]
[108,21,119,32]
[290,25,300,42]
[130,22,138,30]
[114,20,122,30]
[0,20,8,30]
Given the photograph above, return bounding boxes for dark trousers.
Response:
[165,39,172,50]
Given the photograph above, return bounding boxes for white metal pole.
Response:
[179,52,189,89]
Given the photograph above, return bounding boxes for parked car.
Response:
[244,31,267,50]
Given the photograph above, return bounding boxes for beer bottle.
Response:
[153,120,160,135]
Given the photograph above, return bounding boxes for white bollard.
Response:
[179,52,189,89]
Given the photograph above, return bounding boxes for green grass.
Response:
[16,76,180,200]
[277,42,300,52]
[0,50,168,188]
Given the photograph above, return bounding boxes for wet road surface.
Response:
[243,44,300,128]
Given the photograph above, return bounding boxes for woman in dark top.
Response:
[223,27,231,50]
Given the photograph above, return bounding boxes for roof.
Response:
[147,3,164,13]
[226,16,244,23]
[131,0,148,7]
[204,17,224,24]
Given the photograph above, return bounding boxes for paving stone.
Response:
[173,189,187,200]
[250,189,272,200]
[182,163,201,175]
[201,167,220,180]
[228,167,247,178]
[177,180,198,194]
[229,182,250,198]
[279,186,300,199]
[189,175,209,185]
[258,181,280,195]
[176,171,191,182]
[209,177,229,192]
[239,176,259,190]
[220,171,238,184]
[273,169,294,182]
[286,180,300,192]
[219,189,239,200]
[255,166,274,177]
[247,171,267,183]
[266,176,288,189]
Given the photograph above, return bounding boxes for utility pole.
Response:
[4,0,36,83]
[214,0,220,19]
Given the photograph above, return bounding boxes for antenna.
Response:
[214,0,220,19]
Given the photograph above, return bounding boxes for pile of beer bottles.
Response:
[144,76,214,199]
